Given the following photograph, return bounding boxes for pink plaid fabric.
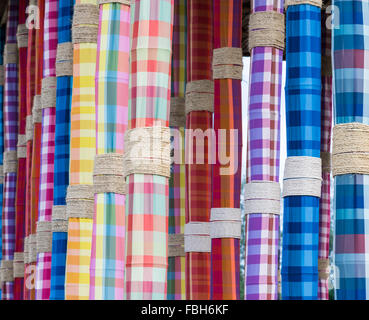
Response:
[42,0,58,78]
[35,253,52,300]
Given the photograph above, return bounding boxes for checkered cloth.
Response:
[167,0,186,301]
[318,10,332,301]
[1,0,19,300]
[49,0,74,301]
[124,0,173,300]
[282,5,321,300]
[244,0,283,300]
[333,0,369,300]
[211,0,242,300]
[89,2,129,300]
[65,0,97,300]
[185,0,213,300]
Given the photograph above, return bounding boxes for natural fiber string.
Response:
[285,0,322,8]
[56,42,73,77]
[0,165,3,184]
[26,115,33,142]
[184,222,211,253]
[66,185,94,220]
[28,234,37,263]
[3,150,17,174]
[4,43,18,65]
[16,24,28,49]
[248,11,285,52]
[72,3,99,44]
[98,0,130,5]
[168,233,185,257]
[17,134,27,159]
[170,97,186,127]
[210,208,242,239]
[36,221,52,254]
[0,65,4,86]
[32,95,43,124]
[1,260,14,282]
[318,258,330,280]
[321,151,331,173]
[41,76,57,109]
[24,236,29,264]
[185,80,214,114]
[13,252,24,278]
[212,47,243,80]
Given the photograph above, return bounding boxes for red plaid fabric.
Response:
[185,0,213,300]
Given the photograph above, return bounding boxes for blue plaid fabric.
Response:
[333,0,369,300]
[49,0,74,301]
[282,4,321,300]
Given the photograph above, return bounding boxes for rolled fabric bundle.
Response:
[318,8,332,300]
[167,0,186,301]
[89,0,130,300]
[210,0,242,300]
[49,0,74,301]
[185,0,212,300]
[2,0,19,300]
[282,2,321,300]
[35,0,58,301]
[124,0,174,300]
[27,0,45,300]
[333,0,369,298]
[13,0,28,301]
[65,0,98,300]
[244,0,284,300]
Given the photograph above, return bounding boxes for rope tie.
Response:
[170,97,186,127]
[56,42,73,77]
[41,77,57,109]
[17,134,27,159]
[248,11,285,52]
[185,80,214,114]
[93,153,126,195]
[13,252,24,278]
[72,3,99,44]
[28,234,37,263]
[285,0,322,8]
[0,65,4,86]
[244,181,281,215]
[184,222,211,253]
[17,24,29,48]
[321,151,331,174]
[123,126,171,179]
[283,156,322,197]
[318,258,330,280]
[1,260,14,282]
[66,185,94,219]
[332,123,369,176]
[52,205,68,232]
[3,150,18,174]
[36,221,52,254]
[0,165,3,184]
[26,115,34,142]
[210,208,242,239]
[98,0,131,5]
[32,95,42,124]
[24,236,30,264]
[168,233,185,257]
[4,43,18,65]
[212,47,243,80]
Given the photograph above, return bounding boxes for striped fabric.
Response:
[318,8,332,300]
[35,0,58,300]
[244,0,283,300]
[89,1,130,300]
[333,0,369,300]
[2,0,19,300]
[65,0,97,300]
[124,0,174,300]
[185,0,212,300]
[167,0,186,301]
[211,0,242,300]
[14,0,28,301]
[282,4,321,300]
[50,0,74,301]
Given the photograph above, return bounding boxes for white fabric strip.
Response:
[210,208,241,239]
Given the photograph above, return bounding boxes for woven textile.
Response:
[2,0,19,300]
[89,2,130,300]
[333,0,369,300]
[282,4,321,300]
[167,0,186,301]
[211,0,242,300]
[244,0,283,300]
[185,0,212,300]
[65,0,97,300]
[50,0,74,301]
[124,0,174,300]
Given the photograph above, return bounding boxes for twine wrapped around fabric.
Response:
[13,252,24,278]
[98,0,130,4]
[17,134,27,159]
[210,208,242,239]
[52,204,68,234]
[4,43,18,65]
[123,126,171,179]
[185,80,214,114]
[72,3,99,44]
[321,56,332,77]
[3,150,18,174]
[170,97,186,127]
[26,115,33,142]
[318,258,330,280]
[93,153,126,195]
[283,156,322,197]
[1,260,14,282]
[285,0,322,8]
[66,185,94,219]
[16,24,28,49]
[24,236,30,264]
[332,123,369,176]
[184,222,211,253]
[212,47,243,80]
[56,42,73,77]
[28,234,37,263]
[32,95,43,124]
[248,11,285,52]
[0,165,4,185]
[36,221,52,254]
[168,234,185,257]
[41,77,57,109]
[0,65,4,86]
[321,151,331,173]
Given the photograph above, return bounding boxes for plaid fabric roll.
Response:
[65,0,97,300]
[2,0,19,300]
[167,0,186,301]
[185,0,212,300]
[89,2,130,300]
[282,4,321,300]
[124,0,173,300]
[244,0,283,300]
[49,0,74,301]
[333,0,369,300]
[318,9,332,300]
[211,0,242,300]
